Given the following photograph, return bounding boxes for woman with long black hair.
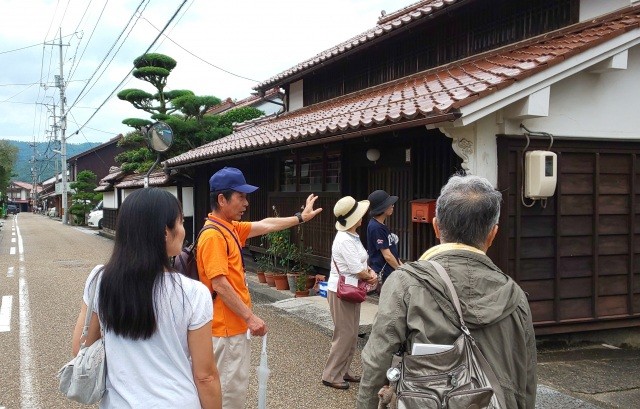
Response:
[71,188,221,408]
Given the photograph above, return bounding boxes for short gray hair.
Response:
[435,174,502,248]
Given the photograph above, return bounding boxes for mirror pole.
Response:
[144,153,162,189]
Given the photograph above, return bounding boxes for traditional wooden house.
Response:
[165,0,640,334]
[206,88,284,117]
[7,181,41,212]
[67,135,124,182]
[96,168,195,239]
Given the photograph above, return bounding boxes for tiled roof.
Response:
[205,88,282,116]
[166,6,640,168]
[11,181,34,190]
[114,171,169,189]
[94,183,112,192]
[101,169,125,183]
[206,98,235,115]
[255,0,459,90]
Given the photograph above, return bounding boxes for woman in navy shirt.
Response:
[366,190,402,286]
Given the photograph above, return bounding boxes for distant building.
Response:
[7,181,41,212]
[206,88,283,117]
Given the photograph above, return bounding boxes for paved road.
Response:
[0,213,112,408]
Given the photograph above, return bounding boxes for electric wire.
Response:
[68,0,190,139]
[67,0,150,111]
[141,15,259,82]
[66,0,110,84]
[68,111,110,168]
[150,0,194,51]
[42,1,61,44]
[65,0,93,77]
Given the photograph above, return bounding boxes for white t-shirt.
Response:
[83,265,213,409]
[327,231,368,292]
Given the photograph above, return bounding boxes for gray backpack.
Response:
[389,260,507,409]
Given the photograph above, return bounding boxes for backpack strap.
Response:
[194,224,228,257]
[193,224,229,302]
[428,260,507,409]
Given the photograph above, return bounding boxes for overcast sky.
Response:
[0,0,410,146]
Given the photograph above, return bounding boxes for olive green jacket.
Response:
[356,249,537,408]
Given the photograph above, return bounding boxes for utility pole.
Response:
[29,140,37,212]
[47,28,69,224]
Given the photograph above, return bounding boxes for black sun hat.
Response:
[368,190,398,216]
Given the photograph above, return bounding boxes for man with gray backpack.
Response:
[357,174,537,408]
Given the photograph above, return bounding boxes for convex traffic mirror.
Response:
[146,122,173,153]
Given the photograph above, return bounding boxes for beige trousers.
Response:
[322,290,361,383]
[213,333,251,409]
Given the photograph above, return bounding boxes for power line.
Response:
[67,0,150,111]
[66,0,110,84]
[68,111,110,169]
[140,15,259,82]
[0,43,42,55]
[69,0,191,138]
[0,79,87,87]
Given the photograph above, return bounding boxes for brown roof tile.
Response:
[114,172,169,189]
[205,88,281,115]
[166,7,640,168]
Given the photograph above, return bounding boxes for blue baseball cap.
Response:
[209,167,259,193]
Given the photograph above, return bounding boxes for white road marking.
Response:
[0,296,12,332]
[16,225,24,262]
[9,247,15,255]
[7,266,14,278]
[14,218,39,406]
[11,238,15,243]
[20,276,39,406]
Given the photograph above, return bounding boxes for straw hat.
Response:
[334,196,370,231]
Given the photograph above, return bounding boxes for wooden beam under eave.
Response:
[502,86,550,120]
[588,50,628,73]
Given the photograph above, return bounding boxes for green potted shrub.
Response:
[255,255,273,284]
[295,272,309,297]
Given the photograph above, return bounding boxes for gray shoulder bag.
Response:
[58,269,106,404]
[389,260,507,409]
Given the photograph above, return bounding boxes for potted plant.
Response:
[255,255,272,284]
[295,272,309,297]
[273,238,295,291]
[264,206,293,291]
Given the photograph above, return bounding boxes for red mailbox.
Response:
[411,199,436,224]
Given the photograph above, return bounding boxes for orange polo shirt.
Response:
[196,214,252,337]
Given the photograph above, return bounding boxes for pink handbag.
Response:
[333,259,368,303]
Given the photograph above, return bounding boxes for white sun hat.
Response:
[334,196,370,231]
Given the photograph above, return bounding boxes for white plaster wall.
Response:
[121,189,134,202]
[254,99,283,116]
[520,45,640,139]
[181,186,194,217]
[475,116,499,186]
[103,191,116,209]
[289,79,304,112]
[440,116,500,186]
[580,0,630,21]
[118,186,192,216]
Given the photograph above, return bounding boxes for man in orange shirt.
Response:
[197,167,322,409]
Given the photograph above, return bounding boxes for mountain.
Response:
[2,139,102,183]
